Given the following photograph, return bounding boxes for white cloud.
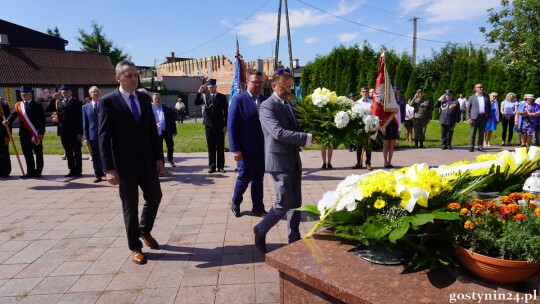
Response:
[124,43,133,49]
[417,26,451,39]
[339,33,359,43]
[304,37,319,44]
[399,0,500,23]
[228,0,361,45]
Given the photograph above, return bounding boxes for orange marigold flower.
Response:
[447,203,461,210]
[529,202,538,209]
[464,220,474,229]
[471,199,484,205]
[514,213,527,221]
[535,208,540,218]
[508,192,522,201]
[503,204,521,215]
[522,193,535,202]
[500,196,513,205]
[484,201,497,211]
[460,208,469,215]
[472,203,485,214]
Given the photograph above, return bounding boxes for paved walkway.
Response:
[0,147,495,303]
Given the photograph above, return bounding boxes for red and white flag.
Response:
[371,51,399,128]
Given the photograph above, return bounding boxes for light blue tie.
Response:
[129,94,140,124]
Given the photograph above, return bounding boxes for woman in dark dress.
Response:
[515,94,540,147]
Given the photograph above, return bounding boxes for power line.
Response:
[295,0,499,48]
[313,0,413,19]
[176,0,273,57]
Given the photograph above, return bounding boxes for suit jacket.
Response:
[228,92,266,155]
[155,104,177,135]
[259,94,308,172]
[7,100,45,140]
[435,99,461,125]
[47,97,83,137]
[98,88,161,179]
[467,93,491,120]
[1,104,11,142]
[82,102,99,140]
[194,92,228,128]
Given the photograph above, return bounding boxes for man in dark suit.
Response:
[467,83,492,152]
[195,79,228,173]
[99,60,164,265]
[228,71,267,218]
[48,85,83,177]
[82,86,104,182]
[3,87,45,178]
[254,70,313,253]
[151,92,177,167]
[0,98,12,178]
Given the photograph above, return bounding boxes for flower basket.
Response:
[455,245,540,285]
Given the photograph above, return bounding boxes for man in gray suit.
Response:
[467,83,492,152]
[254,70,313,253]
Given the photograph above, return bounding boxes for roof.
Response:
[0,47,117,86]
[0,19,68,50]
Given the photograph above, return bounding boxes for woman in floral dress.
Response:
[515,94,540,147]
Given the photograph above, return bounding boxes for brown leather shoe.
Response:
[169,161,176,168]
[140,233,159,249]
[130,250,147,265]
[93,177,102,183]
[366,164,373,171]
[352,163,363,169]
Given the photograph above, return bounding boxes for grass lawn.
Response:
[6,121,514,155]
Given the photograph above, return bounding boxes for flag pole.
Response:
[0,107,25,176]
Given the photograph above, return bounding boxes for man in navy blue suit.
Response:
[82,86,104,182]
[228,71,267,217]
[99,60,163,265]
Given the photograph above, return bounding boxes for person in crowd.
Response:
[404,99,414,142]
[3,87,45,178]
[457,93,467,122]
[82,97,93,161]
[394,87,406,149]
[152,93,177,168]
[194,79,228,173]
[228,71,267,218]
[434,90,461,150]
[82,86,104,182]
[408,89,432,148]
[320,144,333,170]
[0,97,11,178]
[352,87,373,171]
[48,85,83,177]
[500,92,518,146]
[467,84,491,152]
[483,92,499,147]
[515,94,540,147]
[347,92,358,152]
[175,97,186,124]
[41,87,53,101]
[98,60,164,265]
[254,69,313,253]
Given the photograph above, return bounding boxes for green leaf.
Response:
[362,222,392,239]
[388,219,411,243]
[432,211,461,220]
[296,205,320,215]
[409,214,434,226]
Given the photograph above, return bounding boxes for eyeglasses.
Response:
[248,80,263,85]
[276,69,290,75]
[122,73,138,78]
[476,86,484,89]
[361,91,367,93]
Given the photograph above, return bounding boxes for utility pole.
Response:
[411,17,418,66]
[274,0,282,71]
[468,41,473,57]
[284,0,294,78]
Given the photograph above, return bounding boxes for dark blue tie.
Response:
[129,94,140,124]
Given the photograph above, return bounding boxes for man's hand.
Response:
[77,134,82,141]
[156,160,164,175]
[84,139,89,144]
[233,151,243,162]
[2,120,8,127]
[52,92,61,99]
[38,134,44,141]
[106,170,120,185]
[198,85,207,94]
[467,118,472,125]
[223,127,227,134]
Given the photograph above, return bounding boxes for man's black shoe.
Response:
[20,174,35,179]
[469,147,475,152]
[218,168,226,173]
[448,146,453,150]
[442,146,448,150]
[252,210,268,217]
[64,172,76,177]
[254,227,267,253]
[477,147,486,152]
[208,168,216,173]
[231,204,240,217]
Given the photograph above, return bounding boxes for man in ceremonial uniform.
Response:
[194,79,228,173]
[0,98,12,178]
[48,85,83,177]
[3,87,45,178]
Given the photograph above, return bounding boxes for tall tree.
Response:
[480,0,540,76]
[405,68,420,98]
[46,26,63,39]
[393,53,413,92]
[77,21,130,66]
[449,56,468,95]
